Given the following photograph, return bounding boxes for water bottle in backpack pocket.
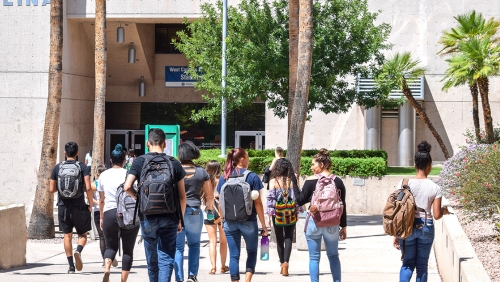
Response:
[219,170,253,222]
[57,161,83,199]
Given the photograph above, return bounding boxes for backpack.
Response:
[138,154,177,216]
[274,180,297,226]
[57,161,83,200]
[116,180,139,229]
[383,179,426,239]
[306,174,343,228]
[262,166,271,184]
[219,170,253,222]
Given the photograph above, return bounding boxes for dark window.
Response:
[155,24,187,54]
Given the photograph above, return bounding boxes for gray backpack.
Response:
[219,170,253,222]
[57,161,83,199]
[116,181,139,229]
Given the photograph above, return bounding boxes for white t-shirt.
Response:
[397,178,442,220]
[85,153,92,166]
[97,168,127,213]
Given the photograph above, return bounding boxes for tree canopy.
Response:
[174,0,391,123]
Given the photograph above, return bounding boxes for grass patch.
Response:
[386,166,442,176]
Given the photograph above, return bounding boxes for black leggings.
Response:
[94,211,105,258]
[272,217,295,263]
[103,209,140,271]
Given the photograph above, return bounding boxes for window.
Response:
[155,24,187,54]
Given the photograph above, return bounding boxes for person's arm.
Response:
[254,193,268,236]
[124,174,138,198]
[269,157,278,171]
[202,179,214,210]
[49,179,57,193]
[99,191,105,229]
[84,175,92,211]
[293,176,316,206]
[177,178,187,232]
[432,197,450,220]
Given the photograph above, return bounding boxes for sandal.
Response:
[209,268,217,275]
[221,265,229,273]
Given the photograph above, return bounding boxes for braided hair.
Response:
[414,141,432,170]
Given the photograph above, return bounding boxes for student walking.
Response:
[49,142,94,274]
[174,141,214,282]
[217,148,268,282]
[266,158,302,276]
[393,141,450,282]
[123,128,187,282]
[203,160,229,275]
[98,144,141,282]
[292,148,347,282]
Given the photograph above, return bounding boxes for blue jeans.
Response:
[141,216,178,282]
[223,220,259,281]
[174,206,203,281]
[398,219,435,282]
[305,217,341,282]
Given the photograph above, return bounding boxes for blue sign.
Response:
[3,0,50,6]
[165,66,201,87]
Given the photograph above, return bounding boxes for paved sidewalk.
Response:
[0,215,441,281]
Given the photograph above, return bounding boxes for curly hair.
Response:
[414,141,432,170]
[313,148,332,170]
[271,158,294,180]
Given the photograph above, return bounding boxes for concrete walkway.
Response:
[0,215,441,281]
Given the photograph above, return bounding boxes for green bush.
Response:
[298,157,386,177]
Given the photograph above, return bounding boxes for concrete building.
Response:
[1,0,499,221]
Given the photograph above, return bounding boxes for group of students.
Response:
[50,130,447,282]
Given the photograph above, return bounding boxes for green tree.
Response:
[439,11,500,142]
[173,0,390,124]
[376,52,450,159]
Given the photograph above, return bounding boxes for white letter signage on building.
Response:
[165,66,201,87]
[3,0,50,6]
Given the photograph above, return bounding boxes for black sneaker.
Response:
[187,276,198,282]
[68,266,75,274]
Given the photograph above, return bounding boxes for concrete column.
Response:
[365,106,381,149]
[398,102,415,166]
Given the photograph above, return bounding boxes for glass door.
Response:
[130,130,145,157]
[234,131,265,150]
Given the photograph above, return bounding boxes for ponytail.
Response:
[223,148,248,180]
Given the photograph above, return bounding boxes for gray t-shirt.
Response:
[397,178,442,220]
[184,166,210,207]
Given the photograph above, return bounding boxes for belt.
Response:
[414,219,433,229]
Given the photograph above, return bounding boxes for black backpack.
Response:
[57,161,83,200]
[138,154,178,215]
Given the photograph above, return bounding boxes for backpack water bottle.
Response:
[206,210,214,222]
[260,235,269,261]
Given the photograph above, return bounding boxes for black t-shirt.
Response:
[129,153,186,221]
[293,175,347,228]
[50,160,90,207]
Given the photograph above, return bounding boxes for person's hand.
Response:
[393,237,400,250]
[442,206,451,215]
[339,227,347,241]
[177,222,182,233]
[261,228,269,237]
[88,205,92,212]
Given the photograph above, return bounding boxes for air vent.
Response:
[357,74,425,101]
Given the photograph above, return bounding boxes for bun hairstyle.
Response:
[313,148,332,171]
[414,140,432,170]
[111,144,126,165]
[224,148,247,180]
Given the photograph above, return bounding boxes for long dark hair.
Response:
[202,160,221,204]
[271,158,293,185]
[223,148,247,180]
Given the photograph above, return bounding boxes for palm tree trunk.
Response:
[287,0,313,175]
[402,79,450,159]
[477,77,494,144]
[287,0,299,136]
[27,0,63,239]
[92,0,106,178]
[469,82,481,141]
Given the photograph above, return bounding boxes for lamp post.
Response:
[220,0,228,157]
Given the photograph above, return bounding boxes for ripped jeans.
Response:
[305,217,341,282]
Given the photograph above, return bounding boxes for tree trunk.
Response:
[287,0,299,136]
[402,79,450,159]
[477,77,494,144]
[27,0,63,239]
[469,82,481,141]
[92,0,107,178]
[287,0,313,175]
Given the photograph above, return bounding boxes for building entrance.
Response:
[105,130,145,167]
[235,131,265,150]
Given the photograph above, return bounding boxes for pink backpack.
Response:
[305,174,343,230]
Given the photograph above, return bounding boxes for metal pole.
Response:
[220,0,227,157]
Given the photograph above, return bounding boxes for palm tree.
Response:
[287,0,313,174]
[438,11,500,142]
[92,0,107,177]
[287,0,299,136]
[377,52,451,159]
[27,0,63,239]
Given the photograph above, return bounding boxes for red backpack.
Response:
[305,174,343,230]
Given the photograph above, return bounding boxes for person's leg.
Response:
[141,218,160,282]
[94,211,106,258]
[323,226,341,282]
[283,224,295,263]
[119,226,140,281]
[415,223,435,282]
[73,204,92,272]
[218,223,228,272]
[272,219,285,264]
[157,217,179,282]
[102,210,120,275]
[305,217,322,282]
[205,224,218,271]
[224,221,242,281]
[185,207,204,278]
[59,205,76,272]
[399,230,418,282]
[174,225,186,281]
[240,220,258,282]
